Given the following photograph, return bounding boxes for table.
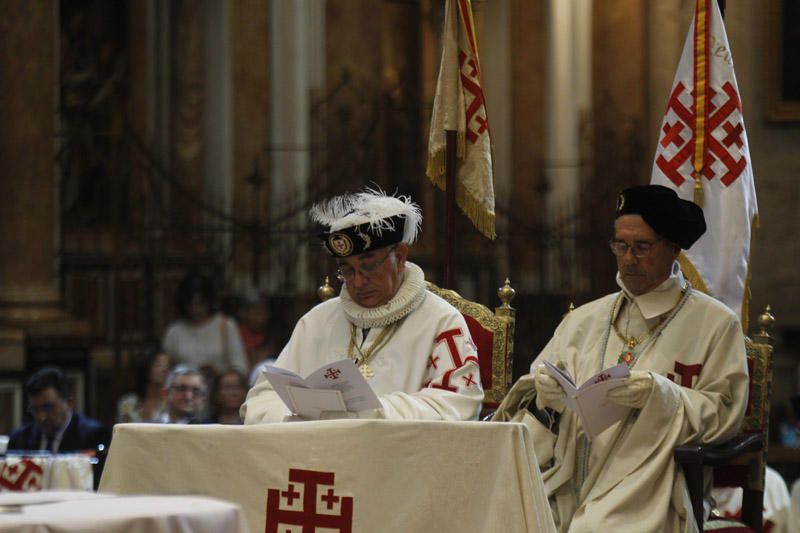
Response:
[100,420,556,533]
[0,454,93,491]
[0,490,249,533]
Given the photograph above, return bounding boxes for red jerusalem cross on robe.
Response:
[265,468,353,533]
[428,328,480,393]
[655,81,747,188]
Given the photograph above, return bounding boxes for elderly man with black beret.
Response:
[496,185,749,532]
[241,188,482,423]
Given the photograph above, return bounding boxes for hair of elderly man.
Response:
[164,364,206,392]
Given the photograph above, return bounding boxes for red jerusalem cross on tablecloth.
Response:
[0,458,45,491]
[265,468,353,533]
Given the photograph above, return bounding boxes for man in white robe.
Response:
[242,188,483,423]
[496,185,749,532]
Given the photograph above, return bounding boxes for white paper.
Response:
[544,360,632,440]
[286,387,347,419]
[263,359,382,419]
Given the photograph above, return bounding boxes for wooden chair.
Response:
[674,306,776,533]
[317,276,516,417]
[425,280,516,417]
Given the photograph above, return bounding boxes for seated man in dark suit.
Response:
[8,366,110,453]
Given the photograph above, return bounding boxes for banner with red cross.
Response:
[650,0,758,326]
[426,0,495,240]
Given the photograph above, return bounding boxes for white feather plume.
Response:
[310,186,422,244]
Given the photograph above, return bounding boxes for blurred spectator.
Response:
[116,351,171,423]
[8,366,110,453]
[162,271,248,378]
[235,288,277,370]
[155,365,207,424]
[205,370,247,424]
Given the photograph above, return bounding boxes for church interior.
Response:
[2,0,800,525]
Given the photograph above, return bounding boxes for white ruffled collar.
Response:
[340,262,427,328]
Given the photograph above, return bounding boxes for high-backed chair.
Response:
[317,276,516,417]
[674,306,776,533]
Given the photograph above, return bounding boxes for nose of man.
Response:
[349,271,371,288]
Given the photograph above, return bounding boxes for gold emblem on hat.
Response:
[616,193,625,212]
[329,233,354,257]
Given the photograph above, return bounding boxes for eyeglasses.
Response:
[335,246,396,283]
[171,384,206,396]
[609,239,662,259]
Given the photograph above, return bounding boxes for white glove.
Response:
[534,364,567,413]
[606,370,654,408]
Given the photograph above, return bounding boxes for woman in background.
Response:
[205,370,248,424]
[162,272,248,378]
[116,351,171,423]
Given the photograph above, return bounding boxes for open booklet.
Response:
[543,360,632,440]
[263,359,382,420]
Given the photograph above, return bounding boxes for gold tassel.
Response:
[677,253,709,295]
[693,176,704,208]
[456,181,496,240]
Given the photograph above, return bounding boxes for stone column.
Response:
[0,2,90,373]
[0,2,60,326]
[543,0,592,292]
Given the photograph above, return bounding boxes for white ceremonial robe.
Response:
[242,263,483,422]
[529,266,749,533]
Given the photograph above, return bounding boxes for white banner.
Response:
[651,0,758,323]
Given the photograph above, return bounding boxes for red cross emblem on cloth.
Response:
[655,81,747,187]
[458,51,489,145]
[0,458,44,491]
[265,468,354,533]
[324,367,342,380]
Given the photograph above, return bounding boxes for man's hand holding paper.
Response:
[534,364,567,413]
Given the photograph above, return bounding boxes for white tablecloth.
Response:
[0,490,249,533]
[100,420,556,533]
[0,455,92,491]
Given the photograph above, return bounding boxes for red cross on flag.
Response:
[426,0,495,240]
[650,0,758,326]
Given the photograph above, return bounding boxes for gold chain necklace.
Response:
[612,298,663,349]
[611,285,687,366]
[347,322,400,378]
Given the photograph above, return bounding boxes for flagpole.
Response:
[444,129,457,288]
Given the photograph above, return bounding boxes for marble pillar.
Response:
[0,2,90,372]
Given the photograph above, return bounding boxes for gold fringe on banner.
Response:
[454,180,496,240]
[426,150,447,187]
[425,134,496,240]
